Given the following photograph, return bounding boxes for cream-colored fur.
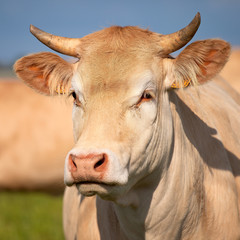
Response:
[14,25,240,239]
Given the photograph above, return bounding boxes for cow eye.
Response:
[70,91,81,107]
[142,91,153,100]
[135,90,154,107]
[71,91,77,100]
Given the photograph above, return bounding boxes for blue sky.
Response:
[1,0,240,64]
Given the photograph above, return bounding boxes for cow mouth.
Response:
[75,181,122,197]
[76,181,118,187]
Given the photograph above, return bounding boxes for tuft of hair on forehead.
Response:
[101,26,153,39]
[81,25,159,53]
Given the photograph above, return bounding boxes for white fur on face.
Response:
[64,68,159,197]
[71,72,85,142]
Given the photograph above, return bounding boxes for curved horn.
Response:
[30,25,81,57]
[158,12,201,54]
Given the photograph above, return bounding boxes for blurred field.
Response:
[0,191,64,240]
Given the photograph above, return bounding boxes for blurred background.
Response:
[0,0,239,239]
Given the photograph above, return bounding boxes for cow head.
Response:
[14,13,230,201]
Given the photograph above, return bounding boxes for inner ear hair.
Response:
[14,52,74,96]
[163,57,198,90]
[174,39,231,85]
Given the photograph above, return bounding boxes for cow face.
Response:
[14,14,230,200]
[62,31,172,199]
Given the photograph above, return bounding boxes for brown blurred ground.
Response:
[0,79,73,193]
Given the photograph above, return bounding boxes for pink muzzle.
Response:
[68,153,109,183]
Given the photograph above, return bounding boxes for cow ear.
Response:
[14,52,73,95]
[163,39,231,89]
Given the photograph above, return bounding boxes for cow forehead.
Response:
[72,26,161,100]
[80,53,152,82]
[74,57,156,101]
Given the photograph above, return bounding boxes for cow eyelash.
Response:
[69,91,81,107]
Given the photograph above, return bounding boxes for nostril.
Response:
[94,154,108,172]
[94,158,105,169]
[69,154,77,172]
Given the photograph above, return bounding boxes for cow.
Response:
[14,12,240,239]
[0,80,73,192]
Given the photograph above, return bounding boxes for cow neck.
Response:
[96,167,164,240]
[97,157,202,240]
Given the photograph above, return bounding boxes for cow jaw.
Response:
[63,67,160,199]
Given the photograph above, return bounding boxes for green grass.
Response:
[0,191,64,240]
